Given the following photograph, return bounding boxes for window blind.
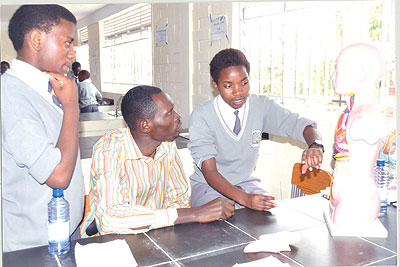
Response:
[103,3,151,39]
[78,26,88,45]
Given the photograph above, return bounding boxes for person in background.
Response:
[1,5,84,252]
[188,48,324,211]
[78,69,103,113]
[1,60,10,74]
[80,85,235,237]
[69,61,81,82]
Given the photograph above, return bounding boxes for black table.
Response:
[3,195,397,266]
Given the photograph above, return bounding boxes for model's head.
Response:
[210,49,251,109]
[1,61,10,74]
[9,5,76,52]
[210,48,250,83]
[72,61,81,76]
[122,85,182,141]
[78,70,90,82]
[332,43,384,95]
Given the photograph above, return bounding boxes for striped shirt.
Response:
[80,127,190,237]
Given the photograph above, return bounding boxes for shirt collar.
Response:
[8,59,50,96]
[217,94,247,116]
[123,128,168,161]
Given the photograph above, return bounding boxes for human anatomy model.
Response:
[329,43,384,228]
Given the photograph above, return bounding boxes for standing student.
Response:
[2,5,84,252]
[188,48,324,210]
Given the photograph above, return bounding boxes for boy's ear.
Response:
[138,119,152,133]
[29,29,43,51]
[212,80,219,92]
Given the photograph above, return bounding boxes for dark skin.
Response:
[17,19,79,189]
[130,92,235,230]
[201,66,323,211]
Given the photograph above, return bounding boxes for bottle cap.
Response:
[52,188,64,197]
[376,159,385,167]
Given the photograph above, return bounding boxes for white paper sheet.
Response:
[244,231,300,253]
[75,239,138,267]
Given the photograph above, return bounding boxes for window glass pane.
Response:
[101,4,152,94]
[75,44,90,73]
[239,0,395,118]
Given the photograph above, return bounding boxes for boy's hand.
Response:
[243,193,276,211]
[47,72,78,108]
[195,197,235,223]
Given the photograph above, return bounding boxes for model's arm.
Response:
[45,73,79,188]
[300,125,324,174]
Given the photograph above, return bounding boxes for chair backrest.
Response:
[291,162,332,198]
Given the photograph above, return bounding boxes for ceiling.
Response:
[1,4,107,24]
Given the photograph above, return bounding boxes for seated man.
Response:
[80,85,235,237]
[78,70,103,113]
[188,48,324,211]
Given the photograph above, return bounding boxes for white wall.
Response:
[152,3,191,128]
[1,29,16,63]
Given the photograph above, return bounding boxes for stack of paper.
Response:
[75,239,138,267]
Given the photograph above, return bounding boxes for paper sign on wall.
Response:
[210,15,229,45]
[155,24,168,46]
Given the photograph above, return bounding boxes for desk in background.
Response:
[3,195,397,267]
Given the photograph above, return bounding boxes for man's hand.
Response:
[301,147,323,174]
[242,193,276,211]
[47,72,78,108]
[195,197,235,223]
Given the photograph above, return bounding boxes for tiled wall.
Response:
[152,3,235,127]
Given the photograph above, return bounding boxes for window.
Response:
[239,0,395,115]
[75,27,90,72]
[101,4,152,94]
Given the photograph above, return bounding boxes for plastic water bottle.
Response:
[375,159,390,216]
[388,141,397,203]
[48,188,70,255]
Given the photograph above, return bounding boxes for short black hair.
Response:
[121,85,162,131]
[1,61,10,68]
[210,48,250,83]
[72,61,81,71]
[79,70,90,79]
[8,5,77,52]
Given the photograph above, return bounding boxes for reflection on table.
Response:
[3,194,397,267]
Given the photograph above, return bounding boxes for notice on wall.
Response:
[210,15,229,45]
[155,24,168,46]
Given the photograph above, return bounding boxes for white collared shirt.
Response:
[7,59,63,114]
[216,94,246,132]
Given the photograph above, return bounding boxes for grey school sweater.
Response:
[188,94,316,185]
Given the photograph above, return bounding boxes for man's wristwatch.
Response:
[308,140,324,153]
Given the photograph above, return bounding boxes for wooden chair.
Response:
[291,162,332,198]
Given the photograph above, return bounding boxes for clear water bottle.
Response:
[375,159,390,216]
[48,188,70,255]
[388,141,397,203]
